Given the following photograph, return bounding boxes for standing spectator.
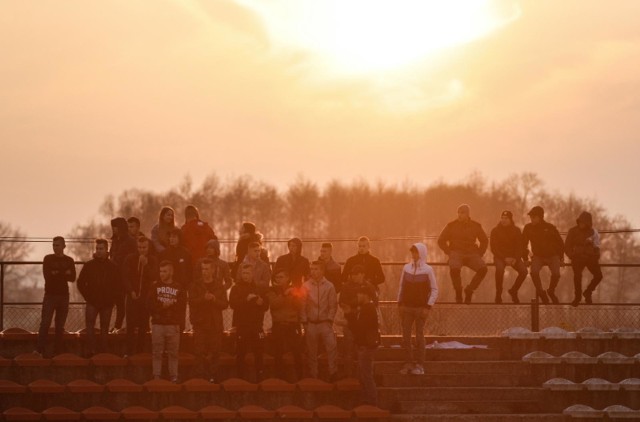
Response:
[147,261,186,382]
[342,237,385,293]
[274,237,310,287]
[35,236,76,356]
[189,259,228,382]
[229,264,268,381]
[110,217,137,333]
[236,242,271,294]
[437,204,488,304]
[565,211,603,306]
[522,206,564,304]
[266,269,304,380]
[77,239,120,356]
[397,243,438,375]
[151,206,176,254]
[122,237,158,356]
[339,265,372,377]
[301,261,338,381]
[318,242,342,293]
[349,287,380,405]
[181,205,216,265]
[127,217,144,239]
[234,222,265,269]
[159,228,193,288]
[490,211,529,304]
[194,239,233,290]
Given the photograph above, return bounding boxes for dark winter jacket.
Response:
[181,219,216,265]
[147,281,187,325]
[194,256,233,290]
[110,218,138,268]
[319,257,342,293]
[438,219,488,255]
[229,282,268,334]
[188,279,228,328]
[266,285,303,324]
[349,302,380,349]
[522,221,564,259]
[273,253,310,287]
[122,253,159,298]
[159,246,193,287]
[342,253,385,286]
[77,257,121,308]
[490,223,525,260]
[42,254,76,295]
[565,212,601,261]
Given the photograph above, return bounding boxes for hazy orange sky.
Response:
[2,0,639,244]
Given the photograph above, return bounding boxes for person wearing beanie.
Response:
[565,211,603,306]
[181,205,216,265]
[194,239,233,290]
[437,204,488,304]
[273,237,310,287]
[110,217,137,333]
[522,206,565,304]
[234,222,265,269]
[490,211,528,303]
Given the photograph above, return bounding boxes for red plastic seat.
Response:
[314,405,351,420]
[220,378,258,392]
[3,407,40,421]
[127,353,152,366]
[14,352,51,367]
[160,406,197,420]
[297,378,334,392]
[178,352,196,365]
[0,355,12,367]
[259,378,296,392]
[91,353,127,367]
[143,379,182,393]
[121,406,159,420]
[42,406,81,421]
[276,405,314,419]
[81,406,120,420]
[0,379,26,394]
[237,405,276,419]
[182,378,221,392]
[1,328,34,340]
[106,378,143,393]
[218,352,235,365]
[199,405,237,420]
[352,405,390,419]
[52,353,89,367]
[28,379,65,393]
[335,377,361,391]
[67,379,105,393]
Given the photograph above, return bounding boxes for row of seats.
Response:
[2,404,390,421]
[563,404,640,419]
[522,350,639,364]
[543,377,640,391]
[502,326,640,340]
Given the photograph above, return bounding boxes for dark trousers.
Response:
[494,258,528,294]
[125,296,149,355]
[37,294,69,354]
[449,251,488,296]
[571,258,603,299]
[114,293,126,329]
[85,304,113,354]
[357,346,378,406]
[236,330,264,380]
[193,323,222,380]
[342,324,357,377]
[271,322,303,380]
[530,255,561,294]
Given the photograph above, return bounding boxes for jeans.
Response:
[571,258,603,298]
[400,306,426,365]
[193,323,222,379]
[37,294,69,354]
[357,346,378,405]
[272,322,303,380]
[305,321,337,378]
[530,255,561,293]
[85,304,113,354]
[125,296,149,355]
[494,257,528,293]
[448,251,488,295]
[151,324,180,379]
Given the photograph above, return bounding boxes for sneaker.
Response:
[411,364,424,375]
[495,293,502,304]
[571,297,580,307]
[399,363,414,375]
[208,378,216,384]
[508,288,520,304]
[583,291,593,304]
[464,287,473,304]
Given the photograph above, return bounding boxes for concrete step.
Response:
[390,414,564,422]
[375,361,529,375]
[397,400,541,414]
[376,348,501,361]
[379,373,529,388]
[379,387,544,404]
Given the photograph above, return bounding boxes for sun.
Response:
[238,0,516,75]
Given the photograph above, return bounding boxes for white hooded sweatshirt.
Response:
[397,242,438,307]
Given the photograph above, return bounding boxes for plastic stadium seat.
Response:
[218,352,235,365]
[619,378,640,391]
[314,405,351,419]
[576,327,614,339]
[542,378,583,391]
[199,405,237,420]
[1,328,34,340]
[3,407,41,421]
[563,404,604,418]
[51,353,89,367]
[582,378,619,391]
[237,405,276,419]
[91,353,127,367]
[297,378,334,392]
[561,351,598,364]
[182,378,221,392]
[42,406,81,421]
[178,352,196,365]
[160,406,198,420]
[335,378,361,391]
[220,378,259,392]
[121,406,159,420]
[0,355,12,367]
[28,379,65,393]
[259,378,296,392]
[143,379,182,393]
[522,351,561,364]
[0,379,27,394]
[66,379,105,393]
[106,378,143,393]
[14,352,52,367]
[81,406,120,420]
[540,326,576,339]
[127,352,152,366]
[597,351,635,364]
[352,405,391,419]
[276,405,314,419]
[604,405,640,419]
[501,327,540,339]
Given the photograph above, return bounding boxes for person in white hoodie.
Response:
[397,243,439,375]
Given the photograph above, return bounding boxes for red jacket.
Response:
[181,219,215,264]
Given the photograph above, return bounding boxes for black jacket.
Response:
[189,279,228,328]
[522,221,564,259]
[319,257,342,293]
[77,257,121,308]
[490,223,524,260]
[273,253,310,287]
[147,281,187,325]
[438,219,488,255]
[342,253,385,286]
[159,246,193,287]
[565,212,600,260]
[349,302,380,348]
[110,234,137,269]
[122,253,159,298]
[229,282,268,334]
[42,254,76,295]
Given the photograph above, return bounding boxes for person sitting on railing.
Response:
[490,211,529,304]
[35,236,76,357]
[565,211,603,306]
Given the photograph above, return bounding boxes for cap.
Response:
[527,206,544,217]
[501,210,513,220]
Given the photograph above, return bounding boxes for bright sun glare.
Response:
[238,0,514,74]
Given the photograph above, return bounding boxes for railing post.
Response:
[531,298,539,332]
[0,263,4,331]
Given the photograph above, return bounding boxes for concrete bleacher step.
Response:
[397,400,541,414]
[375,360,528,376]
[379,373,526,388]
[375,348,501,362]
[378,387,544,405]
[390,414,565,422]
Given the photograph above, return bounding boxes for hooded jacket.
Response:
[565,212,601,260]
[300,277,337,324]
[77,257,121,308]
[110,218,137,268]
[522,220,564,259]
[490,221,524,260]
[438,219,488,255]
[397,243,439,308]
[274,239,311,287]
[181,219,216,265]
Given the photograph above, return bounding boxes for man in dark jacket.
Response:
[194,239,233,290]
[159,228,193,287]
[77,239,120,356]
[110,217,137,333]
[490,211,529,304]
[565,211,603,306]
[522,206,564,304]
[122,236,158,356]
[438,204,489,304]
[274,237,310,287]
[229,264,269,381]
[349,287,380,406]
[318,242,342,293]
[147,260,187,382]
[189,259,228,382]
[342,236,385,293]
[36,236,76,356]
